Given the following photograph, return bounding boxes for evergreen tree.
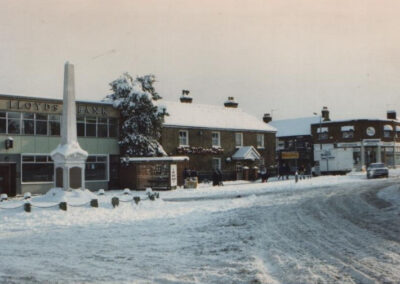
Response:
[107,73,167,158]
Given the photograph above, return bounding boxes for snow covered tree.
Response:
[106,73,167,158]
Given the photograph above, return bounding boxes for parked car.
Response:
[366,163,389,179]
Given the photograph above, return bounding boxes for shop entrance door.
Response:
[365,147,377,166]
[0,164,16,197]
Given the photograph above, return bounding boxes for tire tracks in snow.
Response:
[250,179,400,283]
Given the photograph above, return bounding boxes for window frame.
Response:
[211,131,221,147]
[212,157,222,170]
[178,130,189,146]
[257,133,265,149]
[85,154,109,182]
[21,154,54,184]
[235,132,243,148]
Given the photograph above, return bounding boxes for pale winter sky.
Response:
[0,0,399,120]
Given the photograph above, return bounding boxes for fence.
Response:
[0,191,160,213]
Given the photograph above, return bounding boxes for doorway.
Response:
[0,164,16,197]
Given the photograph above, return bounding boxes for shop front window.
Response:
[22,155,54,182]
[85,155,108,181]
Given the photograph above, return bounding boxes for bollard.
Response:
[90,199,99,208]
[59,202,67,211]
[149,193,155,201]
[24,202,31,213]
[123,188,131,195]
[133,196,140,205]
[98,189,105,196]
[155,192,160,199]
[24,192,32,199]
[295,171,299,183]
[111,197,119,208]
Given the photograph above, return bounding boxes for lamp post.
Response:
[394,129,398,169]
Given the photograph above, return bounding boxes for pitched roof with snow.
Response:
[269,116,321,137]
[159,101,276,132]
[232,146,261,161]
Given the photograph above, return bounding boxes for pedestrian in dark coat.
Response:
[217,169,224,186]
[183,168,190,180]
[212,170,219,186]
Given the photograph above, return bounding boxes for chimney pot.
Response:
[180,89,193,103]
[321,106,330,121]
[263,113,272,123]
[224,96,238,108]
[387,110,397,120]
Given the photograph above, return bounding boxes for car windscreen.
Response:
[370,163,384,168]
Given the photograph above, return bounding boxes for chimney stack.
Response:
[387,110,397,120]
[180,90,192,103]
[321,106,330,121]
[263,113,272,123]
[224,97,238,108]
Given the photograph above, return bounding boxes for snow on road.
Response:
[0,173,399,283]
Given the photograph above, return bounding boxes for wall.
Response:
[161,127,275,178]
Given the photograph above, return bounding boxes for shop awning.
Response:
[232,146,261,161]
[384,125,393,131]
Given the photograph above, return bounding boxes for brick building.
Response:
[0,91,276,196]
[311,110,400,173]
[159,94,277,181]
[269,115,321,174]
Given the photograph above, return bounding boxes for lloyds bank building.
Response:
[0,94,120,196]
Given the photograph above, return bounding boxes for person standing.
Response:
[260,165,267,182]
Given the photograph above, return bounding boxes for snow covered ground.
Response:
[0,171,400,283]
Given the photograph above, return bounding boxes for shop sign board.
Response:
[363,139,381,146]
[170,164,177,187]
[281,151,299,159]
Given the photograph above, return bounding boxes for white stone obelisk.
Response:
[51,62,88,190]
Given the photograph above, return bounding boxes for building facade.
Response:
[0,94,120,196]
[0,92,277,196]
[159,95,277,181]
[269,115,321,174]
[311,111,400,173]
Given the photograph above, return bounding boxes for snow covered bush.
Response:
[106,73,167,158]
